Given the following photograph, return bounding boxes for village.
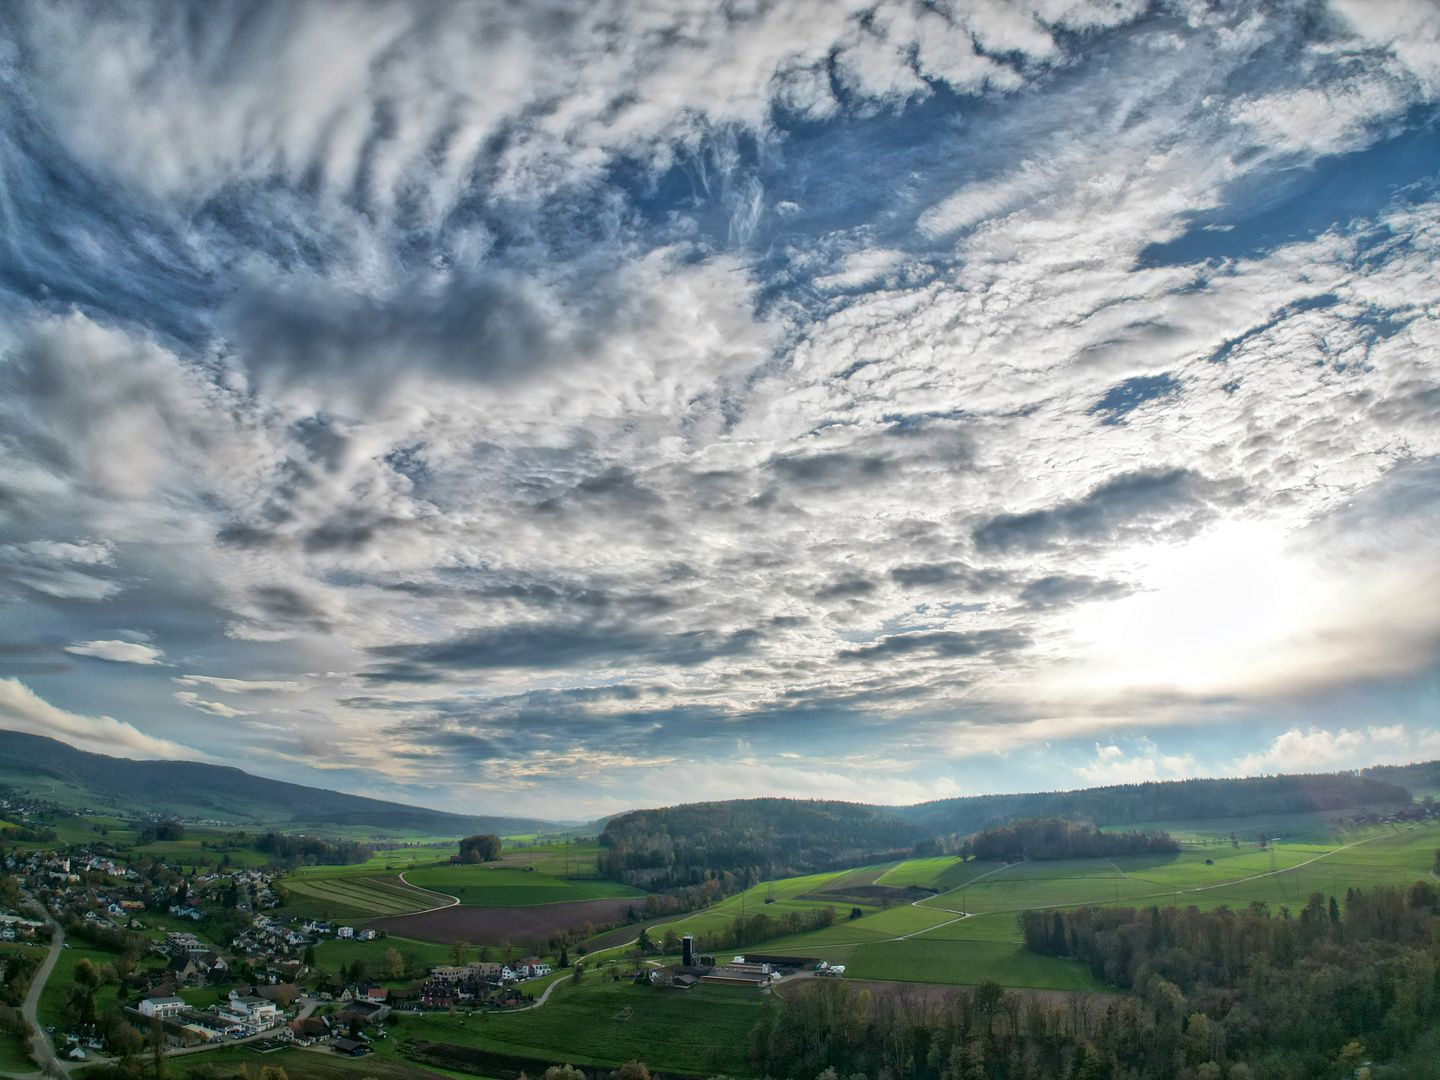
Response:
[0,845,611,1065]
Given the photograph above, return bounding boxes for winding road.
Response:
[17,910,72,1079]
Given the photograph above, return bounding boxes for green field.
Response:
[312,934,454,977]
[746,822,1440,990]
[403,864,645,906]
[394,976,768,1074]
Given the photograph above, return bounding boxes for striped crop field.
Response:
[283,873,447,919]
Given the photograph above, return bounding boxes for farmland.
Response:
[394,976,768,1075]
[745,821,1440,990]
[369,895,644,944]
[403,864,644,906]
[281,871,452,922]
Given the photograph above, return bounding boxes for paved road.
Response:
[16,911,70,1079]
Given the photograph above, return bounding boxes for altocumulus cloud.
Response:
[0,2,1439,814]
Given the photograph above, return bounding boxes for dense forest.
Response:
[599,799,916,888]
[600,773,1408,887]
[756,881,1440,1080]
[1014,883,1440,1077]
[253,831,373,866]
[959,819,1178,861]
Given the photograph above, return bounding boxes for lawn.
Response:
[394,975,768,1075]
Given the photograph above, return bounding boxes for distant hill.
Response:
[0,729,557,835]
[1363,760,1440,797]
[893,771,1414,836]
[599,770,1415,886]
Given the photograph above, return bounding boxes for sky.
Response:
[2,1,1440,820]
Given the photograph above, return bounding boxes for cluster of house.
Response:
[134,986,289,1045]
[2,848,280,940]
[0,912,45,941]
[162,931,231,985]
[419,957,553,1007]
[228,914,310,980]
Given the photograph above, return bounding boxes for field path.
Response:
[398,870,462,913]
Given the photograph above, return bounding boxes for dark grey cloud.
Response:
[839,628,1028,663]
[1017,574,1130,610]
[362,621,763,682]
[768,450,890,489]
[889,563,1010,591]
[229,271,579,396]
[973,468,1229,554]
[815,576,876,600]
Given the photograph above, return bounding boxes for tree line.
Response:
[599,798,917,888]
[959,819,1178,862]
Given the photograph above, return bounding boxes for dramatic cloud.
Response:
[1,1,1439,814]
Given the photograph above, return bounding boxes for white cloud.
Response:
[173,675,302,693]
[0,679,198,759]
[1072,740,1198,786]
[66,640,166,665]
[172,691,253,719]
[1230,725,1440,776]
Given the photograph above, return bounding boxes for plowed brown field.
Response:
[365,895,641,944]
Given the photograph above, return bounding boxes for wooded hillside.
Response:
[959,818,1178,861]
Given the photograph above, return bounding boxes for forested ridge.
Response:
[900,773,1412,836]
[599,772,1410,887]
[598,798,915,888]
[959,819,1178,861]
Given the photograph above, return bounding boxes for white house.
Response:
[218,992,280,1034]
[336,926,354,940]
[138,997,186,1019]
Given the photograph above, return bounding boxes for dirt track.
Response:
[366,896,642,944]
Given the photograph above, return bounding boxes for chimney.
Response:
[682,934,693,967]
